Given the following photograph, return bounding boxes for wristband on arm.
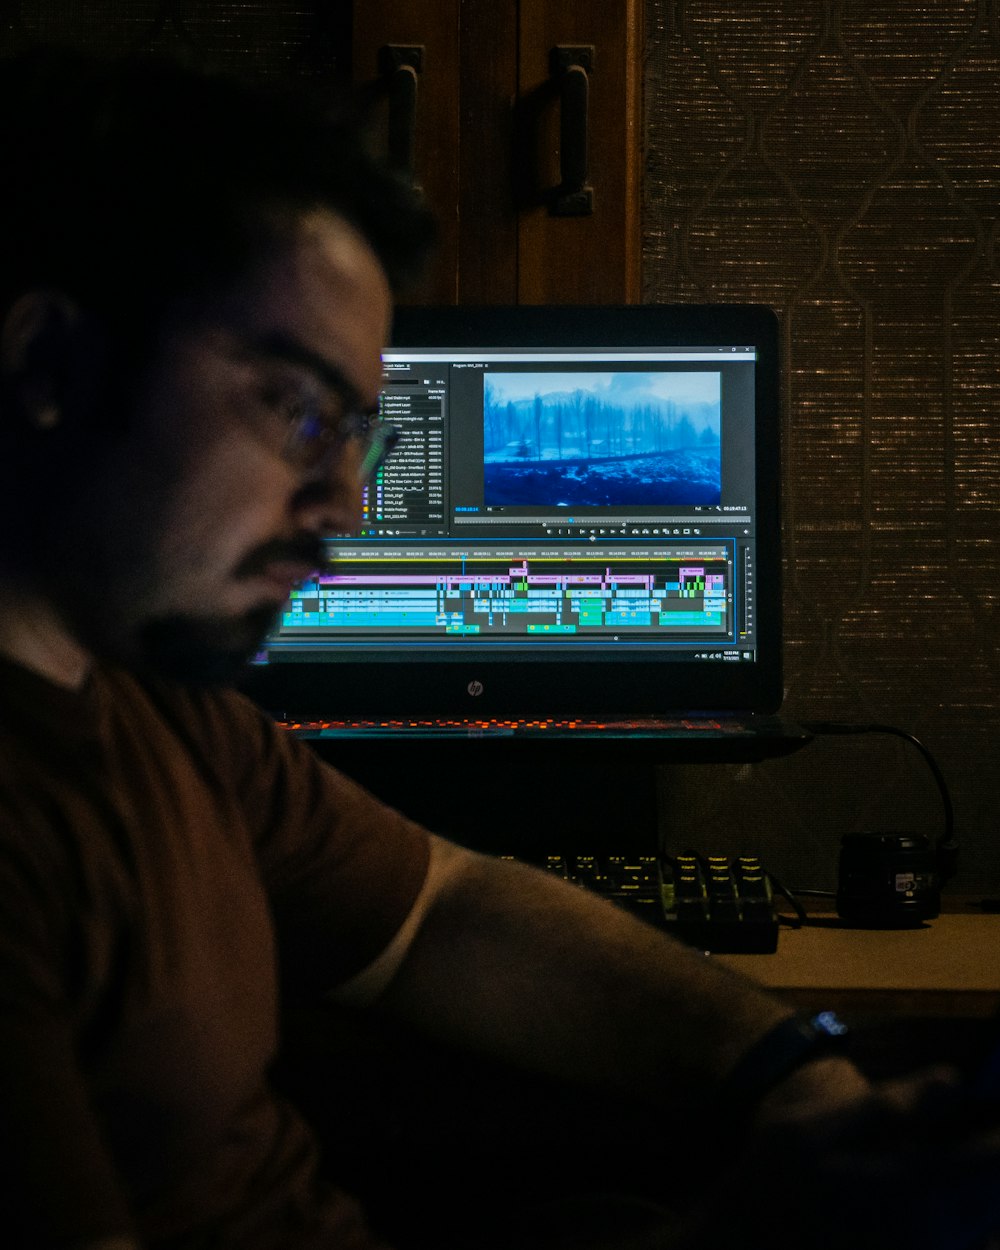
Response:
[722,1010,850,1109]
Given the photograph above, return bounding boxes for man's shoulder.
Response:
[93,665,295,790]
[96,664,272,734]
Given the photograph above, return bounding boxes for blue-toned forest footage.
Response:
[483,371,722,507]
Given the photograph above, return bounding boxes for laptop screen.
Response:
[243,304,782,720]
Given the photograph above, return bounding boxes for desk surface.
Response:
[715,912,1000,1017]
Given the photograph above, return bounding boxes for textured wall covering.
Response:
[0,1,348,75]
[646,1,1000,893]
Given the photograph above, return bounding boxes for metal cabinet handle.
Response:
[377,45,424,184]
[550,45,595,216]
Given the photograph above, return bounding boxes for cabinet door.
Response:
[352,0,463,303]
[351,1,642,305]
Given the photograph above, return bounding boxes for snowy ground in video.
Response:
[483,448,721,507]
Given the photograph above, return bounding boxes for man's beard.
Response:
[40,477,325,686]
[88,533,324,686]
[135,603,283,685]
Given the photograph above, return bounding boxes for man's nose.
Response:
[291,444,365,536]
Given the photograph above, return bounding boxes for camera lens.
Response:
[836,832,939,927]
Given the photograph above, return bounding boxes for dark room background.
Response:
[3,0,997,894]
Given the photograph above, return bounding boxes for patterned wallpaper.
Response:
[645,1,1000,893]
[0,1,348,75]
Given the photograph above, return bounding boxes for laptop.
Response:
[242,304,806,761]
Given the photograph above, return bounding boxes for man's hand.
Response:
[680,1063,1000,1250]
[754,1052,874,1128]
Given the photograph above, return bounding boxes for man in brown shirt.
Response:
[0,47,998,1250]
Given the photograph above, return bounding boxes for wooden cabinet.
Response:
[352,1,643,305]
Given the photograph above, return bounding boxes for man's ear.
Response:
[0,289,87,430]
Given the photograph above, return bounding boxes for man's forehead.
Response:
[196,208,391,397]
[228,329,366,408]
[258,208,390,299]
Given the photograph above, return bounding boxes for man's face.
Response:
[51,208,392,683]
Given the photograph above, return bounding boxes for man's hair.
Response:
[0,46,436,325]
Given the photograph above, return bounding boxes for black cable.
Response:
[767,871,807,927]
[799,721,959,883]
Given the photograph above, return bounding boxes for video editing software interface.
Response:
[258,335,764,681]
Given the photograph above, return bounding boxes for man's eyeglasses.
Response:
[209,329,401,484]
[283,404,401,483]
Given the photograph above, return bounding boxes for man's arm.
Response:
[333,834,868,1118]
[329,835,1000,1250]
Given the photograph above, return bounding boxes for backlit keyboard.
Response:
[281,717,753,738]
[506,852,780,954]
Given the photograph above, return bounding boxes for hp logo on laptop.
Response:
[467,680,485,697]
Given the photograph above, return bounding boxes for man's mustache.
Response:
[234,535,327,580]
